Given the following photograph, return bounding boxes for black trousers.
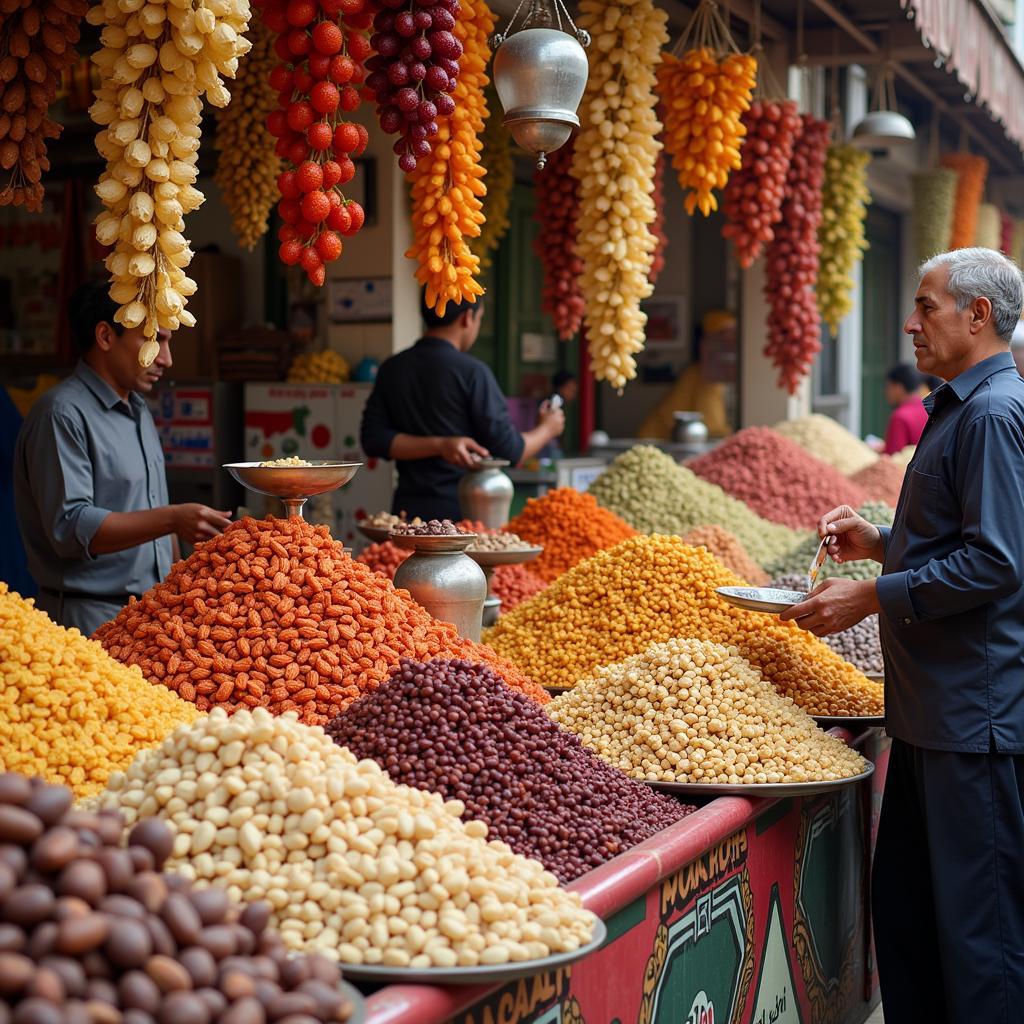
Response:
[872,739,1024,1022]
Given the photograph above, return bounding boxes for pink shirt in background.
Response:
[884,397,929,455]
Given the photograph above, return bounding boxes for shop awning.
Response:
[901,0,1024,153]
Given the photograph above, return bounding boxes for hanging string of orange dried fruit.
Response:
[940,152,988,250]
[405,0,492,315]
[656,0,756,217]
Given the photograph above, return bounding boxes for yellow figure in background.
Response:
[638,311,734,440]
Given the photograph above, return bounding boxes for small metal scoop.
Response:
[808,536,828,589]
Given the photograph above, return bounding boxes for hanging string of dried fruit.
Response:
[649,151,667,285]
[910,168,956,264]
[258,0,371,286]
[1013,219,1024,267]
[571,0,668,389]
[719,76,800,268]
[940,152,988,250]
[534,139,583,340]
[404,0,491,314]
[0,0,88,211]
[470,83,512,271]
[89,0,253,362]
[816,142,870,332]
[974,202,1000,250]
[364,0,462,172]
[763,114,829,394]
[213,19,281,250]
[1000,209,1013,256]
[656,0,756,217]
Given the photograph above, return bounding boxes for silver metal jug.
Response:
[393,536,488,642]
[672,412,710,445]
[458,459,515,530]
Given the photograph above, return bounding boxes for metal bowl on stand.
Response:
[224,462,361,519]
[458,459,515,530]
[466,545,544,626]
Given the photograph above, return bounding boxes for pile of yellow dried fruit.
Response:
[550,638,869,785]
[405,0,491,314]
[287,348,350,383]
[214,18,281,250]
[0,582,198,798]
[89,0,253,360]
[484,535,884,716]
[571,0,668,389]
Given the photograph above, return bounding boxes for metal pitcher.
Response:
[671,412,709,446]
[458,459,515,530]
[394,548,488,642]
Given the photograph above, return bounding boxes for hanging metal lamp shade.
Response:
[852,64,916,148]
[490,0,590,168]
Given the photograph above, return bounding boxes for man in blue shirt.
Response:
[361,293,565,520]
[782,248,1024,1022]
[14,281,231,637]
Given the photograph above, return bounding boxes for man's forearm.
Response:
[519,425,557,463]
[389,434,443,460]
[89,507,178,556]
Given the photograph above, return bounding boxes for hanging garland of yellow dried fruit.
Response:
[405,0,492,315]
[656,0,756,217]
[816,142,870,332]
[213,18,281,250]
[571,0,668,390]
[470,83,512,272]
[89,0,252,363]
[0,0,89,211]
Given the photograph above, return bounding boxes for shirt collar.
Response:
[924,350,1016,412]
[74,360,140,413]
[416,335,459,351]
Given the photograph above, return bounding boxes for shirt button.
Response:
[903,618,911,625]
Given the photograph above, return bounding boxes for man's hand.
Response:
[819,505,885,564]
[173,504,232,545]
[779,577,880,636]
[537,400,565,439]
[438,436,490,469]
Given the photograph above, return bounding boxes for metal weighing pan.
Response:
[863,671,884,682]
[466,546,544,567]
[224,462,361,520]
[641,762,874,799]
[390,533,479,553]
[338,918,607,986]
[813,715,885,729]
[339,982,367,1024]
[716,586,807,614]
[356,523,392,543]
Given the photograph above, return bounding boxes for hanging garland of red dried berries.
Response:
[256,0,371,284]
[363,0,463,172]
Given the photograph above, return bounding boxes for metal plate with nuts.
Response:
[641,762,875,799]
[812,715,884,729]
[715,586,807,614]
[337,918,607,986]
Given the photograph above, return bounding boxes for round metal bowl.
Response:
[466,545,543,568]
[224,462,361,500]
[390,532,479,553]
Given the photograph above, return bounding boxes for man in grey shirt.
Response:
[14,281,232,636]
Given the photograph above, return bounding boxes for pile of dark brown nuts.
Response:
[390,520,466,536]
[0,773,357,1024]
[326,658,694,883]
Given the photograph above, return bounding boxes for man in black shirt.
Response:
[360,294,565,519]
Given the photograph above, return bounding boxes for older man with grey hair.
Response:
[782,247,1024,1021]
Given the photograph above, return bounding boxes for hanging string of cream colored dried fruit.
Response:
[571,0,668,390]
[213,18,281,250]
[405,0,492,315]
[0,0,89,211]
[89,0,252,366]
[471,83,512,272]
[656,0,756,217]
